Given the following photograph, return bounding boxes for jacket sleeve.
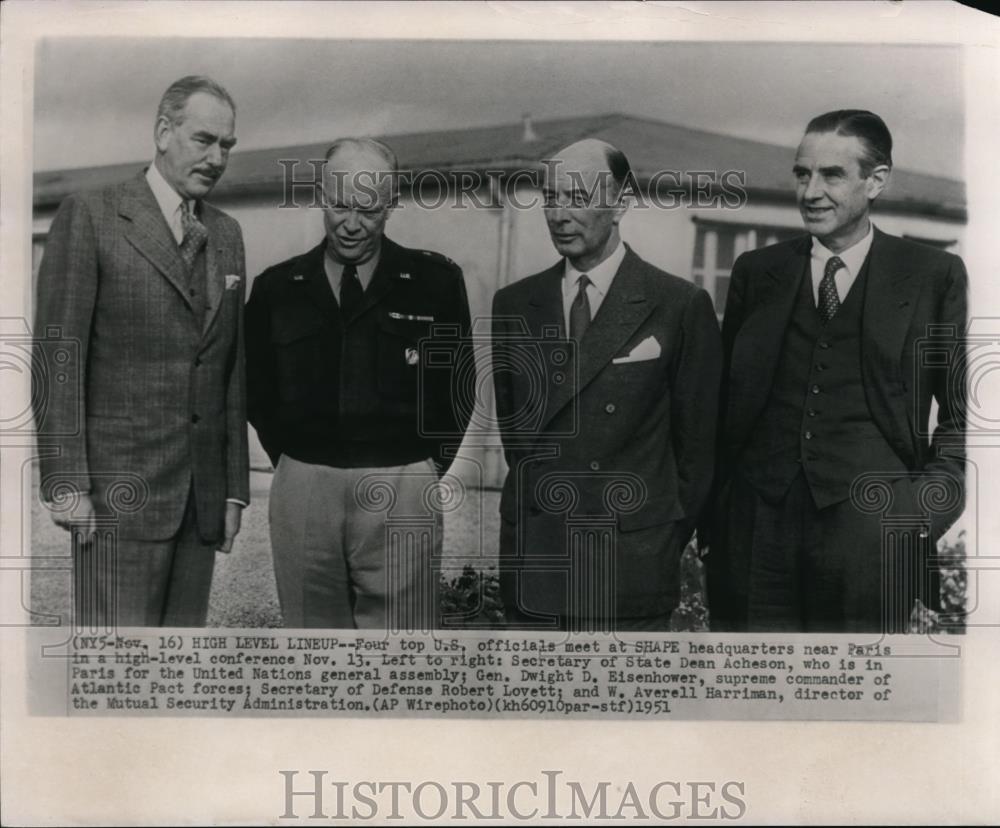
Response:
[698,253,751,547]
[33,194,99,503]
[225,225,251,504]
[429,268,474,476]
[244,271,283,467]
[490,290,516,468]
[919,254,969,540]
[671,286,723,530]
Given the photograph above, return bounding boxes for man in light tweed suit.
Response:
[33,76,249,627]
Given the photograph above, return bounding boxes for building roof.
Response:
[34,112,966,220]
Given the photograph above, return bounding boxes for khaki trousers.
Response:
[269,455,442,630]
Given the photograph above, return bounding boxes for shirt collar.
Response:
[323,244,381,288]
[145,161,187,225]
[810,222,874,275]
[563,240,626,297]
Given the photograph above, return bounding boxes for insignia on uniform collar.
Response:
[405,348,419,366]
[399,272,411,280]
[292,274,305,281]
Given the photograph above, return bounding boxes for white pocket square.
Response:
[612,335,661,364]
[224,274,241,290]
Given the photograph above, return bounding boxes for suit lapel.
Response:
[525,262,565,337]
[728,237,809,443]
[200,208,226,335]
[119,172,193,310]
[540,248,654,432]
[861,228,918,372]
[861,228,920,460]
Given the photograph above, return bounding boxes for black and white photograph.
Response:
[2,1,999,825]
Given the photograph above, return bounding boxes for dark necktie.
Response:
[569,273,591,341]
[818,255,844,323]
[339,263,364,318]
[179,201,208,272]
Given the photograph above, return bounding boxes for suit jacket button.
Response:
[194,357,202,367]
[191,414,200,424]
[605,403,616,414]
[589,460,600,471]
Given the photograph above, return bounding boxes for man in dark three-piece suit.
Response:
[33,76,250,627]
[709,110,968,633]
[492,139,722,631]
[246,138,473,630]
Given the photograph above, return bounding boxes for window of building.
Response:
[691,220,802,316]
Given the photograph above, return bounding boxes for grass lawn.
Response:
[28,470,501,628]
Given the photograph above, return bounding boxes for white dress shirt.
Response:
[561,241,627,332]
[809,222,875,306]
[145,162,190,243]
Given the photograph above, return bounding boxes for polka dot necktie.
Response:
[569,273,591,341]
[818,256,844,323]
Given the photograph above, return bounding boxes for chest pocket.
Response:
[270,307,327,403]
[376,314,432,399]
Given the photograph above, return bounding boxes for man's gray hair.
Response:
[156,75,236,126]
[324,137,399,172]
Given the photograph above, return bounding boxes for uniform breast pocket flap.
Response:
[270,312,325,345]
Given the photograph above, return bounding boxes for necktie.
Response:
[339,263,364,318]
[818,256,844,323]
[179,201,208,272]
[569,273,592,341]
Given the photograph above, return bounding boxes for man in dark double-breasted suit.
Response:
[33,76,249,627]
[492,139,722,631]
[709,110,968,633]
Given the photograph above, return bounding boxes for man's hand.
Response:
[218,501,244,554]
[49,493,96,541]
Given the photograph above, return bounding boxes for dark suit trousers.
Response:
[72,485,217,628]
[725,471,936,633]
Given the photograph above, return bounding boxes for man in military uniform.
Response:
[246,137,473,629]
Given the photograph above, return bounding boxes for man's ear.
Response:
[153,116,173,153]
[866,164,891,200]
[610,180,631,227]
[384,196,398,223]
